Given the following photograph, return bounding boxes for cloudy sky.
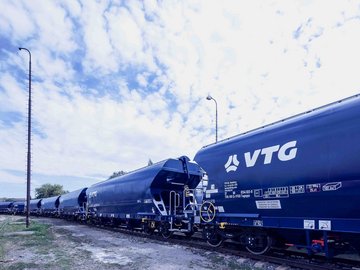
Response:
[1,1,360,198]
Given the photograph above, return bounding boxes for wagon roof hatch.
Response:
[151,157,202,189]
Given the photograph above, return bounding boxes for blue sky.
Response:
[1,1,360,198]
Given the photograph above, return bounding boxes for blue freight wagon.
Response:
[0,202,13,214]
[12,201,25,215]
[194,94,360,256]
[29,199,42,215]
[41,196,60,217]
[59,188,87,220]
[86,156,203,236]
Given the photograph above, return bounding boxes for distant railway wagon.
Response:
[11,201,25,215]
[194,94,360,255]
[41,196,60,216]
[0,202,13,214]
[86,156,203,236]
[58,188,87,219]
[29,199,42,215]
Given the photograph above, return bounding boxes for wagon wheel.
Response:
[142,223,154,235]
[245,234,272,255]
[160,222,173,239]
[203,226,223,247]
[207,234,223,247]
[125,220,133,230]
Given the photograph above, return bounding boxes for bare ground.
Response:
[0,215,263,270]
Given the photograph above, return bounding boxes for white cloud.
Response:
[106,5,144,65]
[0,170,25,184]
[0,1,35,41]
[136,73,148,87]
[307,20,360,100]
[1,1,360,197]
[0,121,27,173]
[34,50,75,82]
[23,1,77,54]
[61,0,82,18]
[80,1,117,73]
[0,72,28,112]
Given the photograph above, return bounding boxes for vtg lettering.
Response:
[244,140,297,167]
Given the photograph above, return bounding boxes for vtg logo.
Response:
[224,140,298,173]
[224,155,240,172]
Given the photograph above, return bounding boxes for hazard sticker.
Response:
[304,220,315,229]
[319,220,331,231]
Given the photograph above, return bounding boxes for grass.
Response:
[1,262,39,270]
[227,259,254,270]
[0,215,125,270]
[210,254,226,264]
[0,216,53,269]
[54,227,89,244]
[0,216,81,269]
[6,218,53,249]
[0,242,4,261]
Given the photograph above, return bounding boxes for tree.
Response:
[0,197,24,202]
[108,170,127,179]
[35,184,68,199]
[148,159,153,166]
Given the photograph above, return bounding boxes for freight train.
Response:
[0,201,25,215]
[2,94,360,258]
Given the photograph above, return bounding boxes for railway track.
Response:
[44,217,359,270]
[166,235,360,270]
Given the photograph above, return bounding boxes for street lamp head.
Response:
[19,47,30,53]
[206,94,218,143]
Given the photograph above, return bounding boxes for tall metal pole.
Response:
[215,98,218,143]
[206,95,218,143]
[19,47,31,228]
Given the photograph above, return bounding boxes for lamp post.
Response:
[206,95,218,143]
[19,47,31,228]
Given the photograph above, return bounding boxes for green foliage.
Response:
[0,197,24,202]
[108,170,127,179]
[35,184,68,199]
